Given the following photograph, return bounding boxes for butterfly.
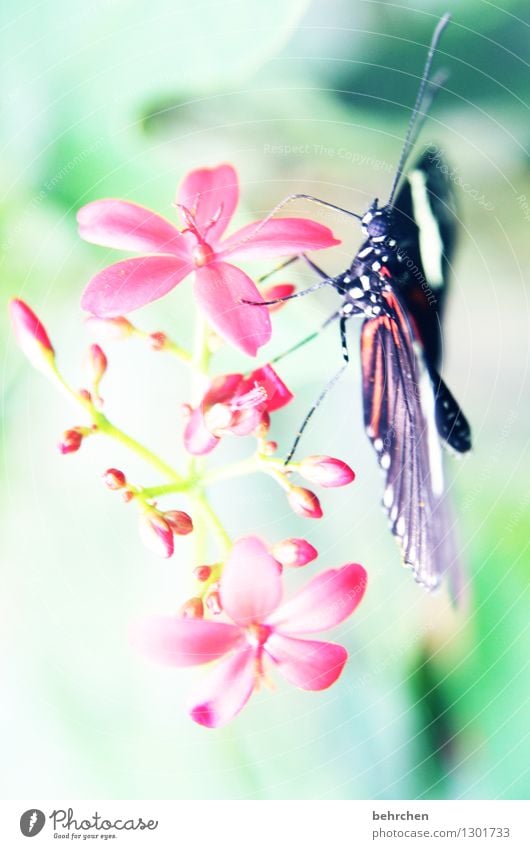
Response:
[249,13,472,592]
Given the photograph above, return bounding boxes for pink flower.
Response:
[184,364,292,455]
[134,537,367,727]
[9,299,56,375]
[78,164,340,356]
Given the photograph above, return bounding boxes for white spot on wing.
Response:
[409,169,444,287]
[419,367,445,496]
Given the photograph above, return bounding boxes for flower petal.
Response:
[177,164,239,244]
[244,365,293,412]
[77,200,189,257]
[220,537,282,626]
[188,648,256,728]
[219,217,340,260]
[193,262,271,357]
[267,564,367,634]
[266,634,347,690]
[132,616,242,667]
[202,373,244,408]
[81,255,192,317]
[183,407,220,455]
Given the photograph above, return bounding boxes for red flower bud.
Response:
[9,299,56,375]
[103,468,127,490]
[271,537,318,567]
[299,455,355,488]
[262,440,277,455]
[179,597,204,618]
[138,512,174,558]
[85,316,134,341]
[164,510,194,536]
[194,565,212,582]
[85,344,107,386]
[149,331,167,351]
[261,283,296,313]
[287,486,323,519]
[58,428,84,455]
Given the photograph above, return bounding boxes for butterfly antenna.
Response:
[387,13,451,206]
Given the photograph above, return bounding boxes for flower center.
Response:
[246,623,271,648]
[177,200,222,267]
[229,383,268,411]
[192,242,214,267]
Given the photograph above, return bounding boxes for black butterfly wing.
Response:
[392,147,458,371]
[361,290,462,592]
[428,363,472,453]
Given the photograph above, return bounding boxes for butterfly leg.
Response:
[284,360,349,465]
[257,255,301,285]
[242,278,333,307]
[283,315,351,463]
[244,253,335,307]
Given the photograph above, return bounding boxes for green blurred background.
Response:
[1,0,529,800]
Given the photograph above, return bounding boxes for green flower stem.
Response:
[93,414,184,482]
[202,457,260,486]
[53,368,185,483]
[140,481,195,499]
[192,315,212,376]
[191,493,231,555]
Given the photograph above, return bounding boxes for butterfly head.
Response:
[361,200,391,240]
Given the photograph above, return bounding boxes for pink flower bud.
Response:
[78,388,92,403]
[9,299,56,375]
[103,468,127,490]
[179,597,204,618]
[121,489,134,503]
[85,316,133,341]
[194,565,212,582]
[164,510,194,536]
[262,440,277,455]
[85,344,107,385]
[299,455,356,488]
[58,428,84,455]
[262,283,296,313]
[271,537,318,567]
[206,590,222,615]
[149,331,167,351]
[138,512,174,558]
[287,486,323,519]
